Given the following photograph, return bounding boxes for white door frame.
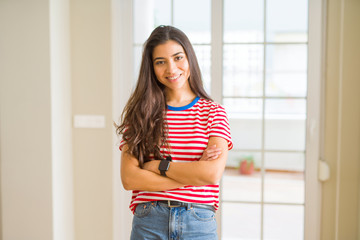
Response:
[305,0,326,239]
[111,0,133,239]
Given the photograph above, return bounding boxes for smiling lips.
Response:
[166,74,181,82]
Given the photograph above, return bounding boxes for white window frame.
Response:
[213,0,324,239]
[111,0,325,239]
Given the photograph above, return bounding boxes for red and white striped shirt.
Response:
[120,97,233,213]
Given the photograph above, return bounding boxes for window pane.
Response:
[223,152,262,202]
[193,45,211,94]
[224,98,263,150]
[265,98,306,118]
[153,0,172,26]
[264,152,305,204]
[134,0,171,44]
[224,0,264,43]
[264,204,304,240]
[226,151,261,169]
[224,98,263,119]
[173,0,211,44]
[264,171,305,204]
[264,99,306,150]
[265,152,304,172]
[265,44,307,97]
[222,203,261,240]
[266,0,308,43]
[223,45,264,97]
[229,117,263,150]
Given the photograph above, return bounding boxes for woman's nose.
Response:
[166,61,177,74]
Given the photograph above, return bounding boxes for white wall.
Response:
[0,0,54,239]
[70,0,114,239]
[322,0,360,239]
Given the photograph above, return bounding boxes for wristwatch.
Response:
[158,156,172,176]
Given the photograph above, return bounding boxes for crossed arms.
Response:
[120,136,229,191]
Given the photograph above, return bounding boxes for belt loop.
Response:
[186,203,192,210]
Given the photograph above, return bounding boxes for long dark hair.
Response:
[116,25,212,168]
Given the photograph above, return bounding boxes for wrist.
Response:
[158,156,172,176]
[152,160,161,174]
[143,160,160,173]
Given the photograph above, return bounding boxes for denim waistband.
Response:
[156,200,215,212]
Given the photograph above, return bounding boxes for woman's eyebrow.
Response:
[172,52,184,56]
[153,52,184,61]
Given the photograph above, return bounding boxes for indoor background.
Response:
[0,0,359,239]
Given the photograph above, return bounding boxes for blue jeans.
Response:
[130,201,218,240]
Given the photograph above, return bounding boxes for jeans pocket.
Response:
[134,202,153,218]
[190,207,215,222]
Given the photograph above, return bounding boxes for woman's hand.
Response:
[199,145,222,161]
[161,137,228,185]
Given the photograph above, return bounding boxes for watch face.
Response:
[159,160,170,171]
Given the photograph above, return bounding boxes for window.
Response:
[221,0,308,239]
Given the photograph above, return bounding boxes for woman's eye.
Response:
[175,56,183,61]
[155,61,165,65]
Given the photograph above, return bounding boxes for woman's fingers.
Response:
[200,145,222,161]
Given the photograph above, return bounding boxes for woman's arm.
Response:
[121,145,185,191]
[143,137,229,186]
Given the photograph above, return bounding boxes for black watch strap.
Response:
[159,156,172,176]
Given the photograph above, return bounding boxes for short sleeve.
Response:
[119,139,126,151]
[209,104,233,150]
[118,127,128,151]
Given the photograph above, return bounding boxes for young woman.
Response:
[116,25,232,240]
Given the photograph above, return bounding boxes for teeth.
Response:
[167,75,180,80]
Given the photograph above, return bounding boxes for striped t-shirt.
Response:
[120,97,233,213]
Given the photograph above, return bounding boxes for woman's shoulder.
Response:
[197,98,225,111]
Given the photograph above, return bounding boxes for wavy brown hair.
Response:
[116,25,212,168]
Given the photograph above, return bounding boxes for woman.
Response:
[116,25,232,240]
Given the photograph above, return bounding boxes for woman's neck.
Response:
[166,89,197,107]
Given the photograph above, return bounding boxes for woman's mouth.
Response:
[166,74,181,82]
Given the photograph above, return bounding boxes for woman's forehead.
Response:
[152,40,185,59]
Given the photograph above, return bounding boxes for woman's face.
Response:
[152,40,191,93]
